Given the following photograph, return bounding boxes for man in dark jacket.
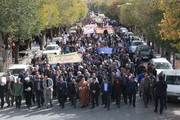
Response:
[57,76,67,109]
[68,79,78,108]
[113,76,122,108]
[101,78,112,111]
[90,77,100,109]
[0,77,5,108]
[127,75,138,107]
[34,75,44,109]
[154,72,167,115]
[24,77,33,109]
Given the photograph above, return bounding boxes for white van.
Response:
[2,64,32,83]
[160,70,180,101]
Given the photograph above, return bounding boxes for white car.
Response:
[43,44,61,55]
[52,37,62,45]
[149,58,173,75]
[129,40,144,53]
[160,70,180,101]
[0,72,6,84]
[0,64,32,84]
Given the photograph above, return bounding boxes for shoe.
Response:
[145,105,147,108]
[91,107,94,109]
[107,108,110,111]
[133,105,136,107]
[118,105,120,108]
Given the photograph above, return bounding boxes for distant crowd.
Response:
[0,17,167,115]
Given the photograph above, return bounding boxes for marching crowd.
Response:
[0,18,167,115]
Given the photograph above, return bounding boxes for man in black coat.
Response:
[113,76,122,108]
[0,78,5,108]
[57,76,67,109]
[68,79,77,108]
[154,72,167,115]
[101,78,112,111]
[24,77,33,109]
[34,75,44,109]
[90,77,100,109]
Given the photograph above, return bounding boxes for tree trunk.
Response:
[50,29,53,40]
[40,31,46,50]
[161,47,164,57]
[1,33,9,50]
[15,39,20,64]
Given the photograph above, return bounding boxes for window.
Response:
[154,62,171,69]
[45,46,56,50]
[166,76,180,85]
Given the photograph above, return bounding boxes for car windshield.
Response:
[166,76,180,85]
[154,62,171,69]
[45,46,56,50]
[52,38,61,43]
[140,46,149,51]
[132,42,143,46]
[9,69,24,76]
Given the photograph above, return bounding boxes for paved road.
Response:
[0,97,180,120]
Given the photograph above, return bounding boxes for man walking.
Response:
[154,72,167,115]
[101,78,112,111]
[13,78,23,108]
[43,75,53,109]
[90,77,99,109]
[140,73,151,107]
[0,77,5,108]
[57,76,67,109]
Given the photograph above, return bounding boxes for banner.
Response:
[83,24,96,34]
[97,48,113,54]
[47,52,82,64]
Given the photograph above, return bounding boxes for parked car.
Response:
[131,36,142,41]
[159,70,180,101]
[43,44,61,55]
[0,64,32,84]
[52,37,62,45]
[0,72,6,84]
[135,45,153,60]
[149,58,173,75]
[129,40,144,53]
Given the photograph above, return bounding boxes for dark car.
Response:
[135,45,153,60]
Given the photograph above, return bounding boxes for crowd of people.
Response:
[0,17,167,115]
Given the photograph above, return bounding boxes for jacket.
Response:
[13,82,23,96]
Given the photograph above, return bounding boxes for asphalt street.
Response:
[0,96,180,120]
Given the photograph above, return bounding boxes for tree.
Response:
[0,0,41,63]
[159,0,180,51]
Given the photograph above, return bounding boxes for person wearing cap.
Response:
[24,77,33,109]
[127,75,138,107]
[13,78,23,108]
[0,77,5,108]
[90,77,100,109]
[101,78,112,111]
[43,75,53,109]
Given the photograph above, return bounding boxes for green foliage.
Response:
[0,0,88,41]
